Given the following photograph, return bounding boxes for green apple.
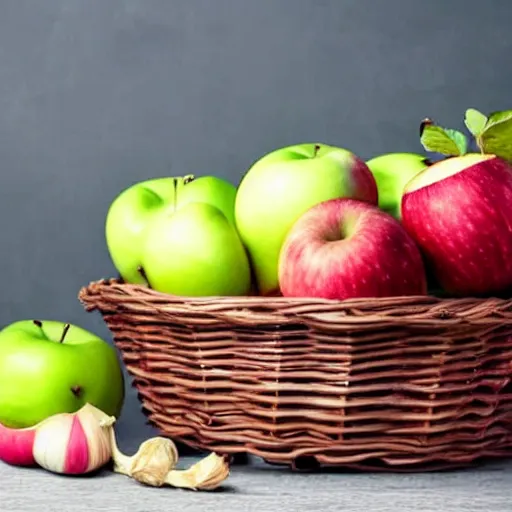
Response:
[0,319,125,429]
[234,143,378,295]
[105,174,237,285]
[366,153,430,219]
[141,202,251,296]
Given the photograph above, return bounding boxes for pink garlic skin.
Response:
[64,415,90,473]
[0,424,36,466]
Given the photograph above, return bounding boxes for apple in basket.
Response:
[401,153,512,296]
[366,152,430,219]
[235,143,378,295]
[0,319,124,429]
[105,175,252,296]
[278,198,427,300]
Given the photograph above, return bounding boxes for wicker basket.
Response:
[79,278,512,471]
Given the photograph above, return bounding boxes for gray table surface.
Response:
[2,456,512,512]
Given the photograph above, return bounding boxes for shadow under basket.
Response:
[79,279,512,472]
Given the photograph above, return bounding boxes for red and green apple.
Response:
[401,153,512,296]
[235,143,378,295]
[278,198,427,300]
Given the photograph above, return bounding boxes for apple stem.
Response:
[33,320,43,328]
[419,117,434,136]
[314,144,321,156]
[137,265,153,289]
[71,386,82,397]
[59,324,70,343]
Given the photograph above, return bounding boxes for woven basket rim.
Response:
[77,278,512,330]
[79,277,512,304]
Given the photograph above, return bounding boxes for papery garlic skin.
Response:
[108,425,230,491]
[118,436,178,487]
[32,403,114,474]
[76,404,114,473]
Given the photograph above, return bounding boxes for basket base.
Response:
[142,410,512,473]
[168,436,512,473]
[262,455,485,473]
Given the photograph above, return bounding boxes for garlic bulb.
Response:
[33,403,115,474]
[0,403,115,474]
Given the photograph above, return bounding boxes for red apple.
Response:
[278,198,427,300]
[401,153,512,296]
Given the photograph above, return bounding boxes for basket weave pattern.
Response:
[80,279,512,470]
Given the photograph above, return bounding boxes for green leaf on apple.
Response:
[478,109,512,162]
[420,124,468,156]
[464,108,487,138]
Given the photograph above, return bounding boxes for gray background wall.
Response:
[0,0,511,450]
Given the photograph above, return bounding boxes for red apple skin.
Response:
[346,155,379,205]
[401,154,512,296]
[278,198,427,300]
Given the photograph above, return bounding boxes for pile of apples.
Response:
[106,110,512,301]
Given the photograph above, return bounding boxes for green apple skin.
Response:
[142,202,251,296]
[366,153,430,219]
[234,143,378,295]
[105,175,237,284]
[0,320,125,429]
[176,176,237,226]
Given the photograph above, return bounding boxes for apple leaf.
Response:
[478,110,512,162]
[464,108,487,138]
[420,124,468,156]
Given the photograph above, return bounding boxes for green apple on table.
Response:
[105,174,252,296]
[0,319,125,429]
[366,152,430,219]
[234,142,378,295]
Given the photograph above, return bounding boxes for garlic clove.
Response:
[165,453,230,491]
[78,404,116,473]
[129,438,179,487]
[109,427,178,486]
[33,403,116,475]
[109,427,229,491]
